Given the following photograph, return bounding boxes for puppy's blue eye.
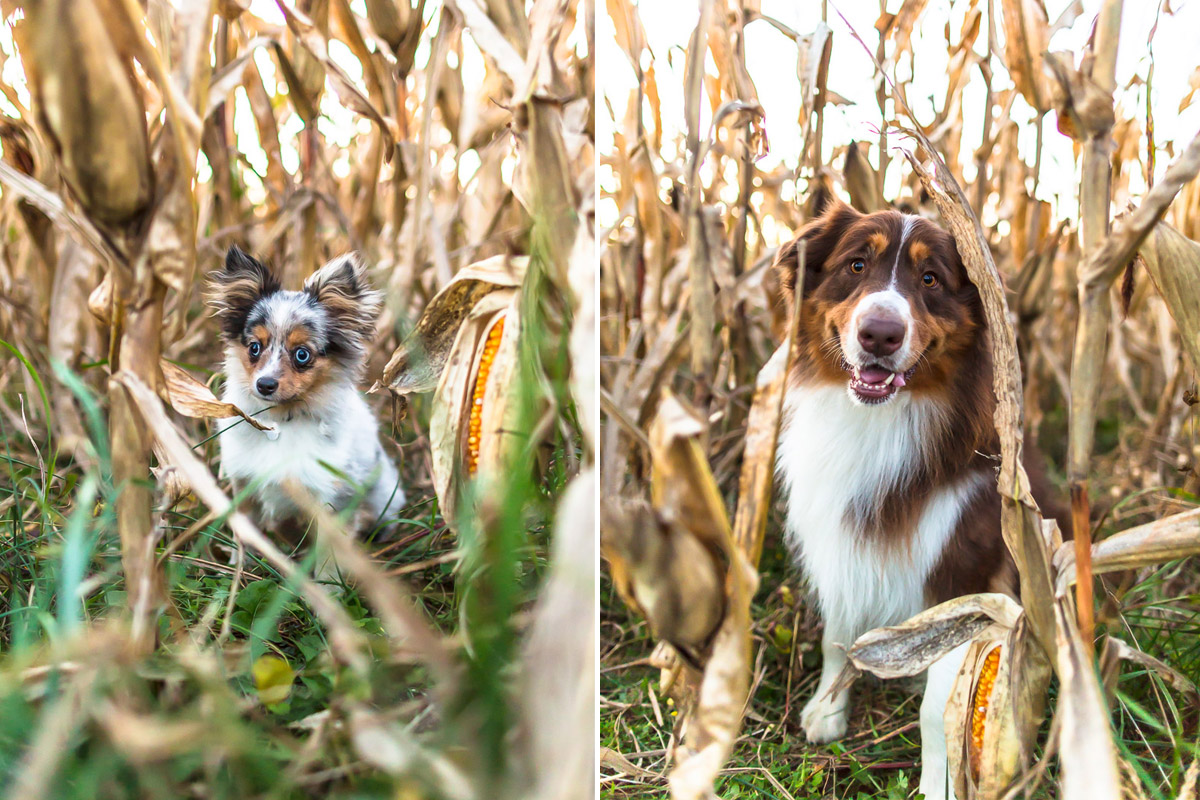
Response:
[248,342,261,358]
[850,259,866,274]
[294,346,311,365]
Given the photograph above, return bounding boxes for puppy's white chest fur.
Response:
[777,384,983,646]
[219,372,401,526]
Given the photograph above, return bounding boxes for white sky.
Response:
[597,0,1200,240]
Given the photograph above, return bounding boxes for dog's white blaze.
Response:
[218,352,402,526]
[842,288,915,372]
[889,214,919,287]
[776,383,986,744]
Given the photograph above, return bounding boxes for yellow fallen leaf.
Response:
[252,655,295,706]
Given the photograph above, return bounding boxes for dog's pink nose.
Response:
[858,315,905,357]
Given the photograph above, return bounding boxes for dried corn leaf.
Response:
[795,22,832,135]
[999,0,1053,114]
[1137,221,1200,375]
[602,499,725,663]
[1054,599,1121,800]
[1105,637,1200,702]
[841,593,1022,684]
[845,141,883,213]
[649,391,730,551]
[1044,50,1116,141]
[517,469,597,800]
[1055,507,1200,592]
[159,360,272,432]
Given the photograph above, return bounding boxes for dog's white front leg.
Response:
[800,627,852,743]
[918,641,969,800]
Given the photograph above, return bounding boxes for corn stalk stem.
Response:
[109,255,168,652]
[684,0,715,405]
[1066,0,1122,651]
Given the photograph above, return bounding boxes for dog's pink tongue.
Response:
[893,371,907,388]
[859,365,892,384]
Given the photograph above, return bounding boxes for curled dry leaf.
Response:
[1054,507,1200,593]
[159,360,272,432]
[602,499,725,663]
[1104,637,1200,703]
[795,22,833,136]
[648,390,731,553]
[1138,221,1200,374]
[840,593,1022,684]
[1044,50,1117,141]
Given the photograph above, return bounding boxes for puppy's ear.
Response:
[304,254,382,348]
[771,200,861,312]
[207,246,280,339]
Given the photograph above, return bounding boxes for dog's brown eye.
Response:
[849,259,866,274]
[922,272,939,288]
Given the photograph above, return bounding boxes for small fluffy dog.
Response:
[771,202,1066,800]
[207,246,403,535]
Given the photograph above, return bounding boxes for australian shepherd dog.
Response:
[772,202,1065,799]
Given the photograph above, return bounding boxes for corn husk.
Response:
[25,0,153,226]
[378,256,528,523]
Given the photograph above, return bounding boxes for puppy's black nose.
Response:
[256,377,278,396]
[858,316,905,357]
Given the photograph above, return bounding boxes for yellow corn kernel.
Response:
[969,646,1002,780]
[466,316,505,475]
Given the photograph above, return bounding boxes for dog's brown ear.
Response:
[207,246,281,339]
[769,201,861,334]
[304,254,383,347]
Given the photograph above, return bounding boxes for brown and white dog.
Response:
[771,202,1065,799]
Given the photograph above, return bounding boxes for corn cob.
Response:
[969,645,1002,780]
[466,315,505,476]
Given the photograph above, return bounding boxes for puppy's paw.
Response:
[800,693,848,743]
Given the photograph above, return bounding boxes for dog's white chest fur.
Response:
[777,383,984,647]
[218,379,401,526]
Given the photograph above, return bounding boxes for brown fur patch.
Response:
[909,239,931,262]
[286,328,311,350]
[867,231,889,255]
[272,357,334,404]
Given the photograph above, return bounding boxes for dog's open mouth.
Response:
[841,360,916,405]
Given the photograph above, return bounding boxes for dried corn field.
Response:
[0,1,595,799]
[600,1,1200,799]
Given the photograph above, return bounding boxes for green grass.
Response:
[600,459,1200,799]
[0,336,574,799]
